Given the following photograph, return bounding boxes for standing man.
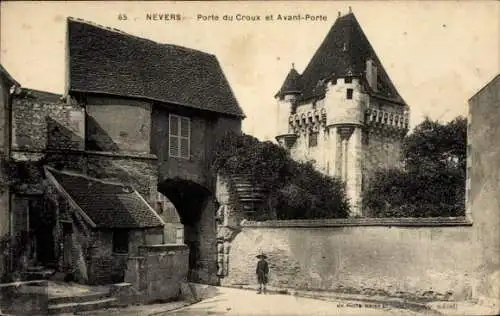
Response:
[256,252,269,294]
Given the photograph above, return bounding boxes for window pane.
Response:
[169,115,179,136]
[346,89,353,100]
[180,118,190,137]
[169,135,179,157]
[180,138,189,158]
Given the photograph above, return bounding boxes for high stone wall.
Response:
[221,219,476,302]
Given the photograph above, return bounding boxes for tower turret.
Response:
[273,9,410,217]
[275,64,302,149]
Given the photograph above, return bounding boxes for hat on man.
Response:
[256,251,267,259]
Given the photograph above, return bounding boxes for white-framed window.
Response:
[169,114,190,159]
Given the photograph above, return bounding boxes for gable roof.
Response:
[468,73,500,102]
[17,88,64,103]
[67,18,245,118]
[46,167,164,229]
[282,13,406,105]
[0,64,20,88]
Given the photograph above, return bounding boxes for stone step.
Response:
[48,297,117,315]
[49,292,110,305]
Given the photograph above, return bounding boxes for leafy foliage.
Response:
[363,116,467,217]
[211,132,350,220]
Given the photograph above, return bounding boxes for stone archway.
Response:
[158,178,219,285]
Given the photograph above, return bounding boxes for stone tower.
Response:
[275,11,410,216]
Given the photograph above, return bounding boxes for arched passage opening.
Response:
[158,178,219,285]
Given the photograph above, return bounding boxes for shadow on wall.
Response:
[158,178,217,284]
[159,178,212,225]
[46,116,84,151]
[85,115,120,152]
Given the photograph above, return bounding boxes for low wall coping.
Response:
[241,217,473,228]
[139,244,189,251]
[0,280,48,288]
[10,149,158,160]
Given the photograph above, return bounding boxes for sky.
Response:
[1,1,499,141]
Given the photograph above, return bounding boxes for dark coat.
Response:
[256,259,269,284]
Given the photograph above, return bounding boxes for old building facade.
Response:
[0,65,21,278]
[1,17,244,285]
[275,12,410,216]
[467,74,500,309]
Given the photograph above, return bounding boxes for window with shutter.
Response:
[169,114,190,159]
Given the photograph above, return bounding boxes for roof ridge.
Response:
[469,73,500,101]
[67,16,216,57]
[45,166,133,189]
[21,88,64,98]
[290,11,406,105]
[0,64,21,87]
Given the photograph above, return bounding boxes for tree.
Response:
[211,132,350,220]
[364,116,467,217]
[403,116,467,174]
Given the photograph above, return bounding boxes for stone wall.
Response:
[0,280,49,315]
[12,93,85,152]
[468,75,500,309]
[362,128,404,190]
[125,244,189,303]
[0,79,11,267]
[87,228,163,285]
[153,105,242,190]
[195,197,218,285]
[11,92,158,203]
[86,96,151,153]
[85,151,158,204]
[221,218,476,301]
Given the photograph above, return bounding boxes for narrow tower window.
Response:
[309,132,318,147]
[346,89,354,100]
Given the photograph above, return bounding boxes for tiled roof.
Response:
[67,18,245,118]
[47,168,164,229]
[17,88,64,103]
[275,68,302,98]
[286,13,405,105]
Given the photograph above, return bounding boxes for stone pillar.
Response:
[343,139,349,182]
[337,125,354,180]
[348,127,363,216]
[214,175,242,279]
[337,125,362,217]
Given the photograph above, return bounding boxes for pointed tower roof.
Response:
[275,65,302,99]
[297,12,406,105]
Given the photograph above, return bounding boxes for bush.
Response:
[363,167,465,218]
[211,132,350,220]
[363,116,466,218]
